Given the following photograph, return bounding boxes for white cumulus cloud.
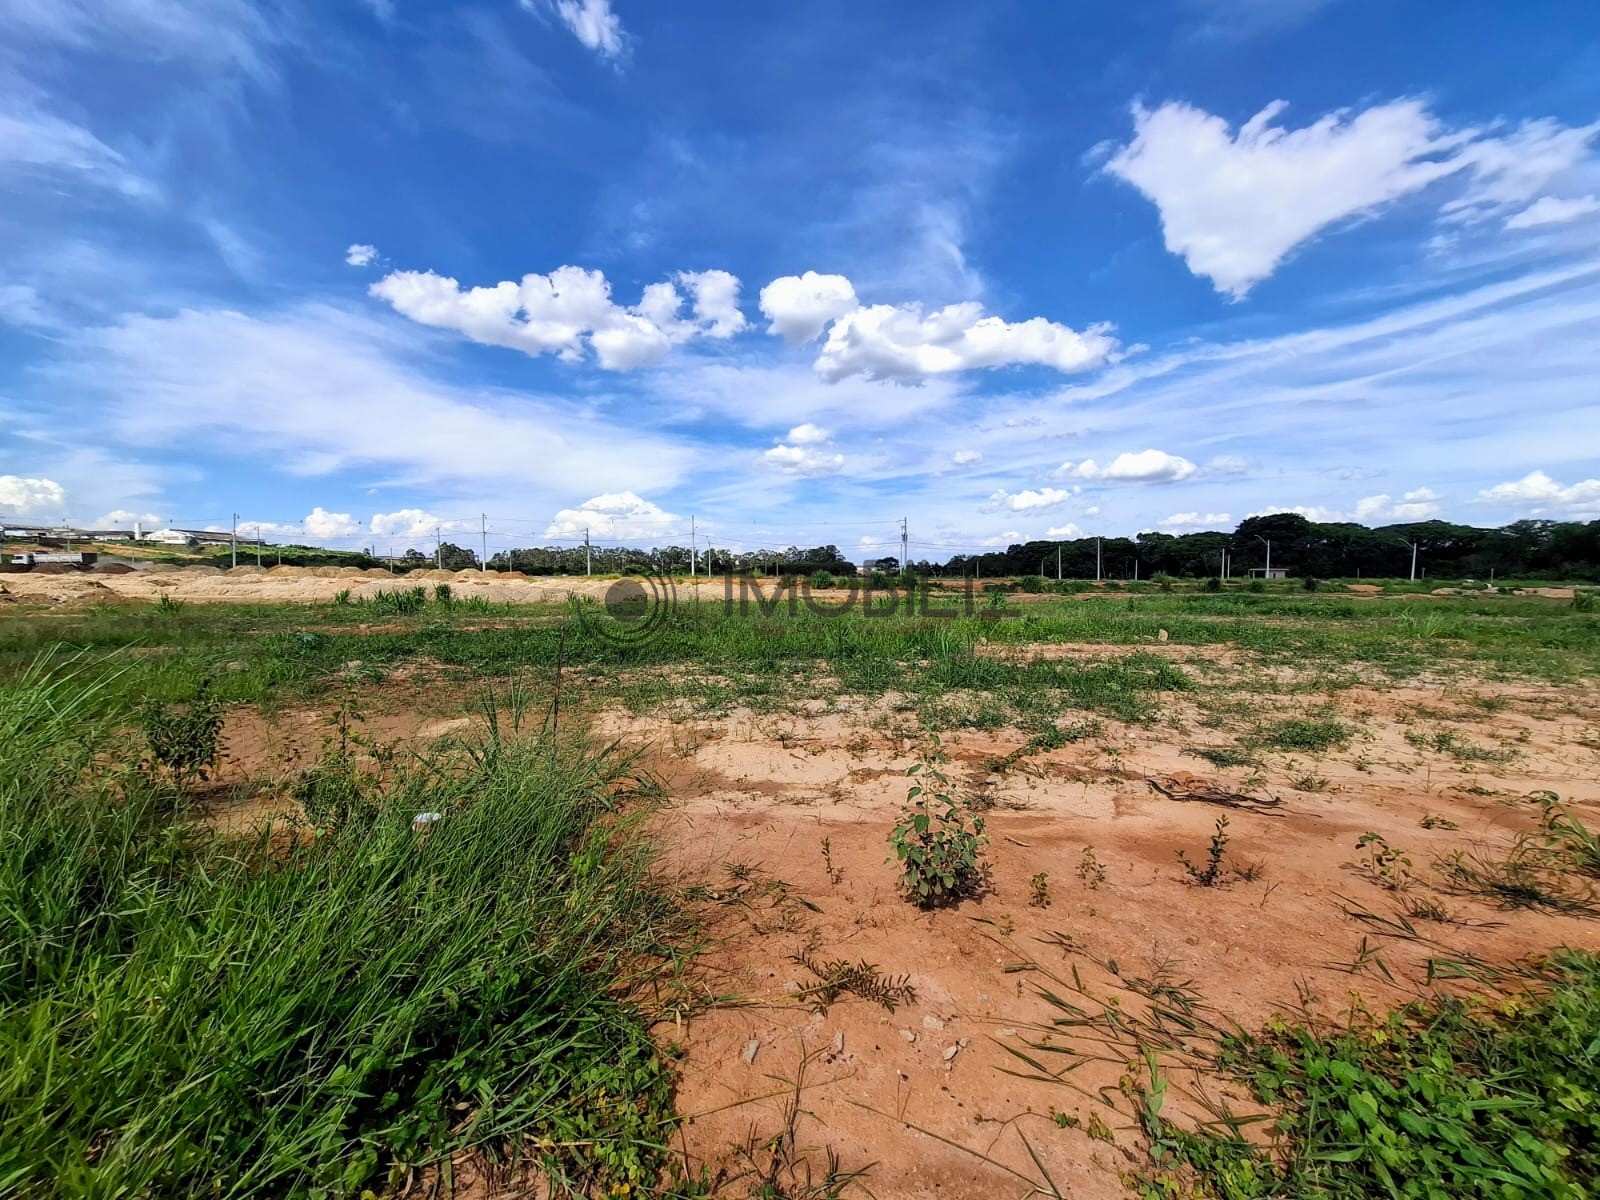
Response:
[761,272,1116,383]
[0,474,67,518]
[1107,98,1464,298]
[815,301,1116,384]
[371,509,470,538]
[1354,487,1442,522]
[545,491,679,539]
[1106,98,1600,297]
[951,449,983,466]
[371,264,746,371]
[345,243,377,267]
[989,486,1073,512]
[785,423,831,445]
[1478,471,1600,518]
[1044,523,1085,538]
[759,272,860,343]
[96,509,163,529]
[1061,449,1198,483]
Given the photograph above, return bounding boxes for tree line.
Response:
[381,516,1600,581]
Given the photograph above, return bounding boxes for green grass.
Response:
[0,658,689,1198]
[1264,717,1353,753]
[1141,952,1600,1199]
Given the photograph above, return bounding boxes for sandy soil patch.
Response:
[592,679,1600,1198]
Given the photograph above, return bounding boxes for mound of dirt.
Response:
[1347,583,1381,595]
[363,568,393,578]
[93,563,136,574]
[337,567,367,578]
[181,566,222,575]
[267,565,307,576]
[308,566,345,578]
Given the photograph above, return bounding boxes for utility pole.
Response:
[1255,535,1271,577]
[1096,537,1103,582]
[900,517,909,576]
[1409,541,1419,582]
[481,514,488,572]
[584,527,592,576]
[435,526,441,569]
[691,515,697,578]
[254,526,261,568]
[1056,544,1062,580]
[231,513,238,568]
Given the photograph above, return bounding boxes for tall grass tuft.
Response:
[0,663,686,1198]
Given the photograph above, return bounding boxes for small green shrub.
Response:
[888,739,988,907]
[1573,589,1598,612]
[1247,579,1266,593]
[433,583,453,604]
[1017,574,1046,593]
[1177,816,1233,887]
[809,569,836,590]
[137,684,222,787]
[1205,577,1223,592]
[1302,575,1321,592]
[1266,717,1351,752]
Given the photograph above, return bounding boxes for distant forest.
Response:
[467,512,1600,581]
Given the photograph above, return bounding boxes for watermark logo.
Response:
[574,568,678,646]
[577,569,1012,648]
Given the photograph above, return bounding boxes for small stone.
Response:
[942,1044,961,1061]
[998,1027,1018,1038]
[831,1032,845,1056]
[1157,628,1170,642]
[741,1040,759,1064]
[921,1014,946,1032]
[899,1029,917,1043]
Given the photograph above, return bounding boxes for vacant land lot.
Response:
[2,583,1597,1198]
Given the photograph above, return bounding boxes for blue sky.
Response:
[2,0,1598,561]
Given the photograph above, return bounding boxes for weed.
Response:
[0,666,690,1198]
[1355,832,1413,890]
[888,739,989,907]
[154,593,186,616]
[332,588,352,606]
[1187,744,1260,769]
[1435,837,1596,915]
[1539,800,1600,878]
[1399,894,1455,923]
[1419,813,1460,830]
[820,836,844,885]
[1141,953,1600,1199]
[433,582,453,604]
[1077,846,1107,889]
[137,681,222,788]
[1265,717,1350,753]
[791,950,916,1013]
[1029,871,1052,907]
[1177,817,1233,887]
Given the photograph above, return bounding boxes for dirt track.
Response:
[0,566,739,607]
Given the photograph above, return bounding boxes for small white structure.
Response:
[1248,567,1290,580]
[140,528,198,546]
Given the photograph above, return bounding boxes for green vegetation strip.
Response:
[1142,952,1600,1199]
[0,660,686,1198]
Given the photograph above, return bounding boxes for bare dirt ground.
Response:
[199,642,1600,1198]
[595,680,1600,1198]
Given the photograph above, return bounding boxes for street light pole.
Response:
[1254,534,1271,577]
